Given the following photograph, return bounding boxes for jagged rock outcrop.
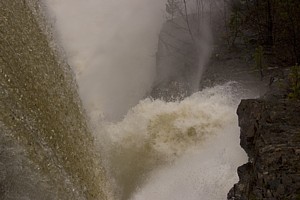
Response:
[228,99,300,200]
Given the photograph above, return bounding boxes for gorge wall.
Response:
[228,98,300,199]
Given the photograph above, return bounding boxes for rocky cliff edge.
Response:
[228,98,300,199]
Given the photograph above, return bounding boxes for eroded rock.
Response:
[228,99,300,200]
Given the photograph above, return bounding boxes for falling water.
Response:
[0,0,110,199]
[44,0,248,199]
[103,83,247,200]
[1,0,249,200]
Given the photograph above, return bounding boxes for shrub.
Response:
[288,64,300,99]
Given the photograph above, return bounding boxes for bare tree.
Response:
[166,0,180,21]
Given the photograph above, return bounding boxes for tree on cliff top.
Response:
[226,0,300,66]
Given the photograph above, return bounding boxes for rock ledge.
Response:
[228,99,300,200]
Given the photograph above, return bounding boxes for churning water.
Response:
[44,0,248,199]
[1,0,247,199]
[103,83,247,200]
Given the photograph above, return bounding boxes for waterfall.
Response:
[1,0,249,200]
[0,1,110,199]
[103,83,247,200]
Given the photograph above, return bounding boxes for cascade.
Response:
[0,0,252,199]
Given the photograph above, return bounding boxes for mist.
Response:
[44,0,228,121]
[131,125,244,200]
[45,0,165,121]
[42,1,247,199]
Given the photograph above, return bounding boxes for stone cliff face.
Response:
[228,99,300,199]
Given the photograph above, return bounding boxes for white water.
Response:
[44,0,247,199]
[104,83,247,199]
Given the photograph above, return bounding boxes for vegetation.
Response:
[226,0,300,66]
[164,0,211,43]
[254,45,265,80]
[224,0,300,99]
[288,64,300,99]
[163,0,300,65]
[161,0,300,98]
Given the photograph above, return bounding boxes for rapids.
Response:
[44,0,248,199]
[0,0,250,199]
[102,83,247,199]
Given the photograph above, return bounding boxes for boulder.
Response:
[228,99,300,199]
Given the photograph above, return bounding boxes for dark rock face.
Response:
[228,99,300,200]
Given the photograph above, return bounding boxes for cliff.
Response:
[228,98,300,199]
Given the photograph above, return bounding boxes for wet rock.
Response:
[228,98,300,200]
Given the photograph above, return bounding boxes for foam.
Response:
[103,83,247,199]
